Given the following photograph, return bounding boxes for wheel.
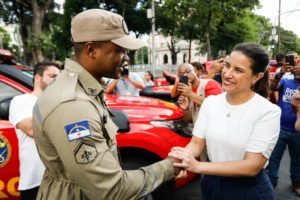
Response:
[120,150,175,200]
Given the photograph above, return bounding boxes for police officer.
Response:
[32,9,180,200]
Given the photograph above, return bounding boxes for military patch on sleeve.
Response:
[74,142,98,164]
[64,120,91,141]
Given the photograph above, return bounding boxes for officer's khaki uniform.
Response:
[32,59,174,200]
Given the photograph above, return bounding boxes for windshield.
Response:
[21,70,33,78]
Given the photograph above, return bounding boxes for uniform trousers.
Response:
[201,170,275,200]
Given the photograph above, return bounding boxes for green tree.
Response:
[278,28,300,55]
[0,0,59,65]
[156,0,260,62]
[156,0,182,64]
[57,0,151,63]
[135,46,148,64]
[210,12,272,58]
[0,27,11,49]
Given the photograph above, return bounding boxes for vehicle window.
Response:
[0,81,22,102]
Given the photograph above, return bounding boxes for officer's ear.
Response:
[85,42,97,58]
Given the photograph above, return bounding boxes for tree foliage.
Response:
[0,27,11,49]
[278,28,300,55]
[1,0,300,65]
[0,0,59,65]
[210,12,272,57]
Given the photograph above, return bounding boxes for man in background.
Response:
[106,64,145,96]
[9,62,60,199]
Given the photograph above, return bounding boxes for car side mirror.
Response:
[110,109,130,132]
[0,98,12,120]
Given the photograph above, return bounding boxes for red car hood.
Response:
[105,94,183,122]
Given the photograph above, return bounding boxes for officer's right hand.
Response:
[167,156,182,176]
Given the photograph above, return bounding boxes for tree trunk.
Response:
[30,0,52,64]
[13,1,32,65]
[128,50,136,65]
[165,36,179,65]
[188,38,192,63]
[206,9,212,60]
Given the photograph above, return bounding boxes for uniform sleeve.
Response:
[204,80,222,97]
[192,97,210,139]
[245,105,281,159]
[43,100,174,200]
[9,96,32,126]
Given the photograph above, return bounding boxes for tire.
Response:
[121,154,175,200]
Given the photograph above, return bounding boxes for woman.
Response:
[169,43,281,200]
[144,71,155,86]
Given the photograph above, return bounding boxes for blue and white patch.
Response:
[64,120,91,141]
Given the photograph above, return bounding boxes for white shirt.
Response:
[109,72,144,96]
[193,93,281,163]
[9,94,45,190]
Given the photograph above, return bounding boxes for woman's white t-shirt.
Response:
[193,92,281,163]
[9,94,45,190]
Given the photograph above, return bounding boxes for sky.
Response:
[55,0,300,37]
[255,0,300,37]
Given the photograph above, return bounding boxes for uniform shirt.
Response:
[111,72,143,96]
[193,93,281,162]
[9,94,45,190]
[32,58,174,200]
[278,78,300,132]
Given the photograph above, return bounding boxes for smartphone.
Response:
[179,75,189,85]
[285,55,295,67]
[121,67,129,76]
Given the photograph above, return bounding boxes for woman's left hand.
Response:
[168,147,199,173]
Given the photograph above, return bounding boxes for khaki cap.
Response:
[71,9,146,50]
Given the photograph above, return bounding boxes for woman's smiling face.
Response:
[221,51,259,95]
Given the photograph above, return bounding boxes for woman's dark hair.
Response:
[146,71,154,81]
[191,61,205,73]
[232,43,270,98]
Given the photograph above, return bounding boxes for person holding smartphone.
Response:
[175,63,222,124]
[106,63,145,96]
[268,53,300,196]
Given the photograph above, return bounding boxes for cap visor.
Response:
[111,35,146,50]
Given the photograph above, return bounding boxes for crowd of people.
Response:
[8,7,300,200]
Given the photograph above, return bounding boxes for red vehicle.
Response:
[0,49,30,71]
[0,65,195,199]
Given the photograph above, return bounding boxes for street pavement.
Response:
[275,148,299,200]
[173,149,299,200]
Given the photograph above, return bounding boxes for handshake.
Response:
[167,147,199,179]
